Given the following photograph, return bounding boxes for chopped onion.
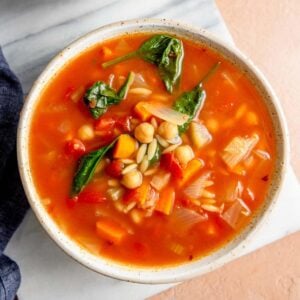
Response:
[221,198,251,228]
[189,122,212,149]
[183,171,211,199]
[221,71,239,90]
[170,207,208,233]
[150,172,171,191]
[142,103,190,126]
[221,200,243,229]
[132,73,148,88]
[224,180,243,202]
[221,134,259,169]
[143,187,159,209]
[238,198,251,216]
[254,149,271,160]
[108,74,115,87]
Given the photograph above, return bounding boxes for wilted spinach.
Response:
[71,139,117,196]
[84,72,134,119]
[173,62,221,133]
[102,35,184,93]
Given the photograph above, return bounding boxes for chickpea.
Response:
[121,169,143,189]
[134,122,154,144]
[175,145,195,165]
[78,124,94,141]
[157,121,178,141]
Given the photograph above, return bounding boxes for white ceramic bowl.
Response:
[17,18,289,283]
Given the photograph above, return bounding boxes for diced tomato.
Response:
[95,116,131,139]
[116,116,131,132]
[77,191,107,203]
[64,139,86,158]
[95,117,116,131]
[161,153,183,179]
[105,160,124,178]
[66,196,78,208]
[64,86,75,100]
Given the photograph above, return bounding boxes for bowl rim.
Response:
[17,18,290,283]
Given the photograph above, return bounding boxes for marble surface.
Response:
[1,0,299,299]
[1,0,232,94]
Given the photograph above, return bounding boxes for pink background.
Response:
[151,0,300,298]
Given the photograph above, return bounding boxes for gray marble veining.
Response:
[0,0,232,93]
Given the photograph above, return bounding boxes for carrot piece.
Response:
[124,181,149,205]
[133,102,152,121]
[177,159,204,187]
[155,187,175,215]
[96,218,127,245]
[113,134,137,158]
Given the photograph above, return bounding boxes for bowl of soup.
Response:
[17,18,288,283]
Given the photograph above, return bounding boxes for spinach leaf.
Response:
[71,139,117,196]
[158,38,184,93]
[84,72,134,119]
[174,88,206,133]
[173,62,221,133]
[117,71,135,99]
[102,35,184,93]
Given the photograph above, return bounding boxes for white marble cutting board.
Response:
[1,0,299,299]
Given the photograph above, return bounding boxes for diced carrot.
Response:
[177,159,204,187]
[99,46,113,60]
[113,134,137,159]
[155,187,175,215]
[96,218,127,245]
[123,181,149,205]
[133,102,152,121]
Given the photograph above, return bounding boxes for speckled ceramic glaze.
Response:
[17,19,289,283]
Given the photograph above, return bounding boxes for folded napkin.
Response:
[0,48,29,300]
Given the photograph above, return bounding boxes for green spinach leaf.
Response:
[102,35,184,93]
[173,62,221,133]
[84,72,134,119]
[71,139,117,196]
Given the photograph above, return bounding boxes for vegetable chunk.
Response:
[113,134,137,158]
[96,218,127,244]
[221,134,259,169]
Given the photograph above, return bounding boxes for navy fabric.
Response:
[0,48,29,300]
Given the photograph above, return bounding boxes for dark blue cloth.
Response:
[0,48,29,300]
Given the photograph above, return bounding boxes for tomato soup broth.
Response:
[29,33,275,266]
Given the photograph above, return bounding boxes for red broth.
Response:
[29,33,275,266]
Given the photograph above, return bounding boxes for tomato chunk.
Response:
[105,160,124,178]
[161,153,183,179]
[64,139,86,158]
[116,116,131,132]
[78,191,107,203]
[95,117,116,131]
